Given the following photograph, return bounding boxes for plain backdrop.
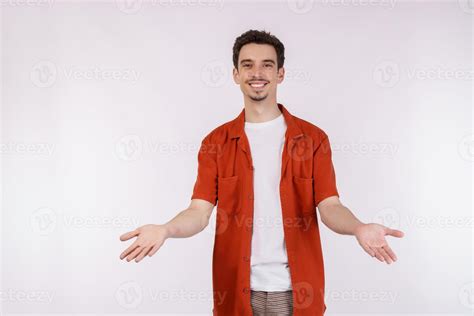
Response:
[1,0,472,315]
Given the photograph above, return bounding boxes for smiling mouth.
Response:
[248,81,268,89]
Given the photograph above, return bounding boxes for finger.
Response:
[120,241,139,260]
[148,240,164,257]
[120,229,139,241]
[370,247,385,262]
[378,246,393,264]
[381,244,398,262]
[385,228,404,238]
[135,246,152,263]
[360,243,376,257]
[148,244,159,257]
[126,246,143,262]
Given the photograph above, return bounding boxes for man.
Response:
[119,29,405,316]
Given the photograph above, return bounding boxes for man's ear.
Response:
[232,67,240,84]
[277,66,285,84]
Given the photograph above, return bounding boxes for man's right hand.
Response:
[118,199,215,263]
[119,224,168,263]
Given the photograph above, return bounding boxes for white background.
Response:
[1,0,472,314]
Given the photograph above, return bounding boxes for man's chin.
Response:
[246,91,268,101]
[249,95,267,102]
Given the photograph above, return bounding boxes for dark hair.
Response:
[232,29,285,70]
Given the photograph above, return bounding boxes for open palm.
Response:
[354,223,404,264]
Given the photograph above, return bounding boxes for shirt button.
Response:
[243,256,250,262]
[243,287,250,294]
[247,193,254,200]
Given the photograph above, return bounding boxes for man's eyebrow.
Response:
[240,59,276,64]
[240,59,253,64]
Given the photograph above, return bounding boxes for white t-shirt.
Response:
[244,112,292,291]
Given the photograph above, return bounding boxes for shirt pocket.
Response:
[292,175,315,215]
[217,175,240,214]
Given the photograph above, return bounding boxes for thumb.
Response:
[385,227,404,238]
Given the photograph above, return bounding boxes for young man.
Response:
[119,30,405,316]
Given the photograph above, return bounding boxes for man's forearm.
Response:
[164,207,211,238]
[319,204,365,235]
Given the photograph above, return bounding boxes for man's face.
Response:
[233,43,285,102]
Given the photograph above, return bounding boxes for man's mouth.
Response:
[248,81,268,89]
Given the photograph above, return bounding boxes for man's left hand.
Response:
[354,223,404,264]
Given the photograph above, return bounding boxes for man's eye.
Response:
[243,64,250,68]
[265,64,273,68]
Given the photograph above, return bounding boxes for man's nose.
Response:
[250,65,265,78]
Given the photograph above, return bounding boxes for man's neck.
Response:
[243,98,281,123]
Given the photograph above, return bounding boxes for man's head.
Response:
[232,30,285,103]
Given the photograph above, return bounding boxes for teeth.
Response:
[250,83,266,87]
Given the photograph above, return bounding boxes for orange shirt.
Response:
[191,103,339,316]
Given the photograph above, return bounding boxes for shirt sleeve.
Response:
[313,133,339,207]
[190,134,218,206]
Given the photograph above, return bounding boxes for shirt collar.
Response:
[230,103,304,140]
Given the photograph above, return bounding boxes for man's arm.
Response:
[317,195,404,264]
[119,133,218,263]
[164,198,215,238]
[119,198,215,263]
[312,133,404,264]
[317,195,363,235]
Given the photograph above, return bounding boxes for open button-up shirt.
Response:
[191,103,339,316]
